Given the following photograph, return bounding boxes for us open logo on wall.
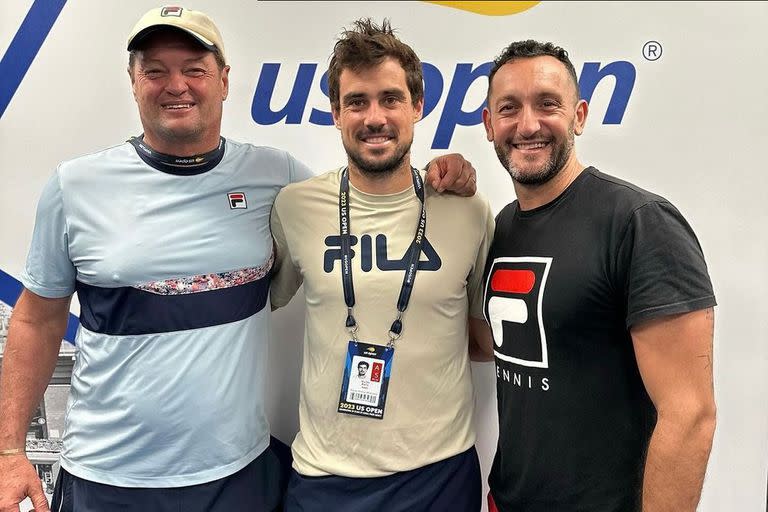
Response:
[484,257,552,368]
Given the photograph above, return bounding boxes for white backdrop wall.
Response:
[1,2,766,510]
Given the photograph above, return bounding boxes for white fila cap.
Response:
[127,6,226,63]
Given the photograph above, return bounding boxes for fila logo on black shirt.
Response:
[484,257,552,368]
[228,192,247,209]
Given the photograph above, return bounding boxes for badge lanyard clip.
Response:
[346,307,359,342]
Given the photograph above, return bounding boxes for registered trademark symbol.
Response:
[643,41,662,61]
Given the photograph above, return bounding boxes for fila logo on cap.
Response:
[228,192,247,209]
[484,256,552,368]
[160,6,183,17]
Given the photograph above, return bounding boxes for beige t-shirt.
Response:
[271,168,494,477]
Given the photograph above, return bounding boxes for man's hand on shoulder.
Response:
[425,153,477,196]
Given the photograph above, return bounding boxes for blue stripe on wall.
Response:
[0,0,68,119]
[0,269,78,343]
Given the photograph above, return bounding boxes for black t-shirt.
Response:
[484,167,716,511]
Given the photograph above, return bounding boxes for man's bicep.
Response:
[11,289,72,337]
[466,200,495,317]
[631,308,715,414]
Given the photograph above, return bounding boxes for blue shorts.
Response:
[284,446,481,512]
[50,446,284,512]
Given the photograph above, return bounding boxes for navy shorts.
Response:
[284,446,481,512]
[50,446,285,512]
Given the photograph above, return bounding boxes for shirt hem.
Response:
[59,436,270,488]
[626,295,716,328]
[292,436,475,478]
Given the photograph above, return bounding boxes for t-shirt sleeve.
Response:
[20,170,77,298]
[467,198,496,319]
[287,153,315,184]
[269,193,304,309]
[617,200,716,327]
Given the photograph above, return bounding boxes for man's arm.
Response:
[0,289,70,512]
[631,307,716,512]
[469,317,494,362]
[425,154,476,196]
[269,201,303,311]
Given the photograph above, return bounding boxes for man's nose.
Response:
[165,71,189,96]
[517,105,541,137]
[364,102,387,130]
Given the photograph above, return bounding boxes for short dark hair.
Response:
[327,18,423,110]
[488,40,580,100]
[358,361,369,368]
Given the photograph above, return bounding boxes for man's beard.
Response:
[155,121,206,149]
[344,135,411,178]
[494,128,574,186]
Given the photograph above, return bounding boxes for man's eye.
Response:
[186,69,206,77]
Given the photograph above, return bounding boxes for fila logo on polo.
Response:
[484,257,552,368]
[228,192,247,209]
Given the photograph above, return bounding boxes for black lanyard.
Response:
[339,166,427,345]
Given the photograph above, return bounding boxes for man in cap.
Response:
[473,40,716,511]
[0,7,476,512]
[270,19,493,511]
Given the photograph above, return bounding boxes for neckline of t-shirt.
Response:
[128,135,227,176]
[340,168,422,207]
[516,166,596,218]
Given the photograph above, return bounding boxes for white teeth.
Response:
[515,142,547,150]
[364,137,390,143]
[164,104,192,109]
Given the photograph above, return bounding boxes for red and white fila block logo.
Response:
[228,192,247,209]
[160,6,183,17]
[483,257,552,368]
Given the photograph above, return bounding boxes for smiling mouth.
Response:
[162,103,194,110]
[513,141,549,150]
[359,134,395,144]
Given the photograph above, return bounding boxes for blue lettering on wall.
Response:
[308,69,332,125]
[252,59,636,149]
[578,61,635,124]
[251,62,317,124]
[433,62,492,149]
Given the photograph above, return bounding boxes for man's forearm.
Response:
[0,294,69,448]
[468,317,494,362]
[642,409,716,511]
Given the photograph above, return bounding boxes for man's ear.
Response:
[221,65,231,101]
[574,99,588,136]
[482,108,494,142]
[332,105,341,130]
